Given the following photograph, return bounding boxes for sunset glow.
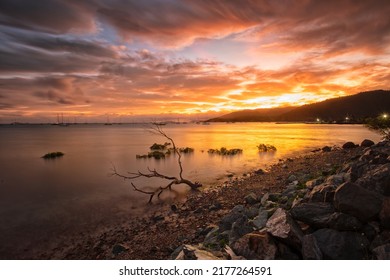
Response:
[0,0,390,123]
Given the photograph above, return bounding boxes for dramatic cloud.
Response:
[0,0,389,122]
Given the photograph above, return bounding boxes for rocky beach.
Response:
[8,139,390,260]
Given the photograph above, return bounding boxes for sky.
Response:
[0,0,390,123]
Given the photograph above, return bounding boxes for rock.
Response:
[209,202,222,211]
[251,209,268,230]
[326,212,363,231]
[174,245,222,260]
[245,207,260,219]
[203,226,220,246]
[231,231,277,260]
[260,193,270,206]
[219,213,244,232]
[305,178,324,189]
[254,169,265,175]
[266,208,303,251]
[282,184,298,198]
[362,222,380,241]
[229,216,253,245]
[287,174,297,183]
[312,228,369,259]
[355,163,390,195]
[380,197,390,229]
[302,234,323,260]
[361,139,375,147]
[370,230,390,250]
[290,202,335,228]
[347,161,368,182]
[277,243,301,260]
[334,182,383,222]
[372,244,390,260]
[232,204,246,214]
[245,193,258,205]
[325,173,346,185]
[322,146,332,152]
[268,193,281,202]
[308,184,336,203]
[342,141,357,149]
[224,246,246,260]
[112,244,128,255]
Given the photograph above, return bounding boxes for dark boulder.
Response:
[361,139,375,147]
[370,230,390,251]
[326,212,363,231]
[290,202,335,228]
[312,228,369,259]
[219,205,246,231]
[322,146,331,152]
[266,208,303,251]
[244,193,258,205]
[380,197,390,229]
[277,243,301,260]
[229,216,253,245]
[302,234,323,260]
[334,182,383,222]
[342,141,358,149]
[372,244,390,260]
[355,163,390,195]
[308,184,336,203]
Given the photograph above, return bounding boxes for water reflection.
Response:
[0,123,382,257]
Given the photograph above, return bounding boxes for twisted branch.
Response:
[112,124,202,203]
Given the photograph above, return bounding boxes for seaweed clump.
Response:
[207,147,243,156]
[42,152,64,159]
[257,144,277,152]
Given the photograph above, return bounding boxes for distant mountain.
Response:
[208,90,390,122]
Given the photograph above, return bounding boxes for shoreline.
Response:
[6,141,377,260]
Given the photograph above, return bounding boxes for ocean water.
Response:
[0,123,381,257]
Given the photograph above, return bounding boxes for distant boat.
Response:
[104,115,113,125]
[53,113,69,126]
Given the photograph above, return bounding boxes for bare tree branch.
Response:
[112,124,202,203]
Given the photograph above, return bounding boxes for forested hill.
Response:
[208,90,390,122]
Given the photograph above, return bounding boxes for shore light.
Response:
[383,114,388,119]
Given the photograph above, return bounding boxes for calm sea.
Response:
[0,123,381,257]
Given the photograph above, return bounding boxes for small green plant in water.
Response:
[208,147,243,155]
[257,144,277,152]
[42,152,64,159]
[150,142,171,150]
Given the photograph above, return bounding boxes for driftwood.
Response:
[112,124,202,203]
